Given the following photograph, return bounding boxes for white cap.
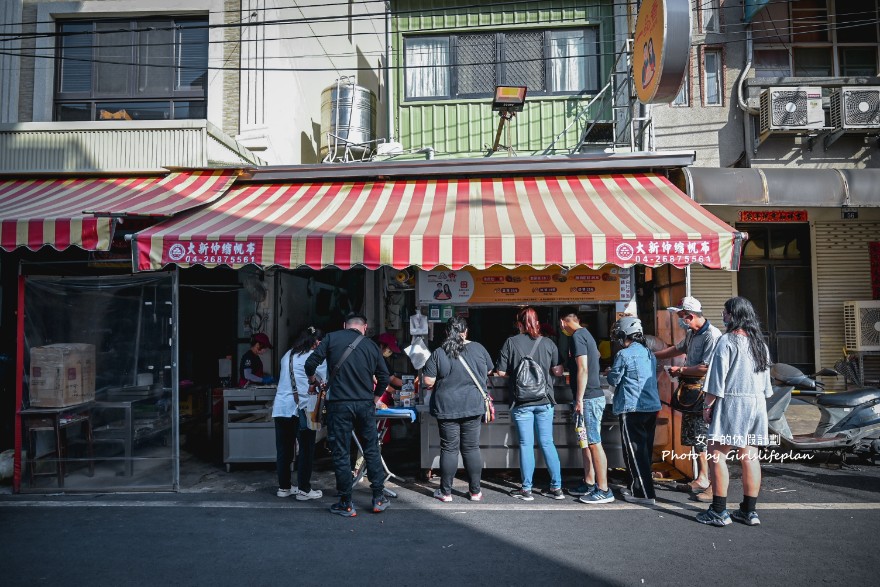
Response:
[667,296,702,313]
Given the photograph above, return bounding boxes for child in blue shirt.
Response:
[606,316,661,505]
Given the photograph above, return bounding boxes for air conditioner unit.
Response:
[759,87,825,134]
[844,300,880,352]
[830,86,880,129]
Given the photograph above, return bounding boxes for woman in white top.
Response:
[697,297,773,528]
[274,326,327,500]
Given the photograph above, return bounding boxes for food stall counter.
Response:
[418,376,626,472]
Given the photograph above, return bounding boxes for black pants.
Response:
[437,416,483,495]
[619,411,658,500]
[274,416,298,490]
[296,409,317,492]
[327,400,384,501]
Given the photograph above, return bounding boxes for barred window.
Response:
[404,28,599,100]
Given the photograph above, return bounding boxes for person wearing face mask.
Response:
[653,297,721,502]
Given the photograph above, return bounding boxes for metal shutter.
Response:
[814,221,880,377]
[689,265,736,325]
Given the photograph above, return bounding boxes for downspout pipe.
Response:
[385,2,394,142]
[736,26,759,166]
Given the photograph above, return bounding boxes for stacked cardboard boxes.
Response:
[29,343,96,407]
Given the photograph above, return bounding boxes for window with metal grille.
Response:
[54,17,208,121]
[404,27,599,100]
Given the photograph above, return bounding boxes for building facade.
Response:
[651,0,880,382]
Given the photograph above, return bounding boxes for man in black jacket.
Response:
[305,312,390,517]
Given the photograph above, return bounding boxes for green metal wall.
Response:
[393,0,616,157]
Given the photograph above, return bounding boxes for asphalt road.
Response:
[2,457,879,587]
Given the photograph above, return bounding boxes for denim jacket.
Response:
[607,343,661,415]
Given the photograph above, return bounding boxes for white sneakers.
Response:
[296,489,323,501]
[278,487,323,500]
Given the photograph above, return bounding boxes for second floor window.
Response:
[55,17,208,121]
[704,49,722,105]
[404,28,600,100]
[752,0,879,77]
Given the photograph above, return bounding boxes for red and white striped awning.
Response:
[133,174,745,271]
[0,169,238,252]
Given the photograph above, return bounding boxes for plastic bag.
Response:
[405,336,431,370]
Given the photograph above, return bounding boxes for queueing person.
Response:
[606,316,661,506]
[305,312,390,517]
[697,297,774,527]
[496,306,565,500]
[559,307,614,504]
[275,326,326,501]
[239,332,274,387]
[422,316,494,502]
[653,297,721,501]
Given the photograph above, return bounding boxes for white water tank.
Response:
[320,78,377,162]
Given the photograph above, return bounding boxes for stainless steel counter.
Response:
[222,387,276,471]
[418,380,626,472]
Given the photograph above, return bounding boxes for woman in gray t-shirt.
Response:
[697,297,773,528]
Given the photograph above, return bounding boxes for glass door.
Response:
[737,224,814,373]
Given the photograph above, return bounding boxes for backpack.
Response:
[513,337,549,404]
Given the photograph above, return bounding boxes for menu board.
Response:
[418,266,631,305]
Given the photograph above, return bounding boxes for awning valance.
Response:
[133,173,744,272]
[0,170,238,252]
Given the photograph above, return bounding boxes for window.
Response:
[703,49,722,105]
[753,0,880,78]
[403,28,599,100]
[671,63,689,106]
[55,17,208,121]
[701,0,720,33]
[754,49,791,77]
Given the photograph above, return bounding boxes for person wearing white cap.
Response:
[654,296,721,501]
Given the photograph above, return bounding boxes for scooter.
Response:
[767,363,880,464]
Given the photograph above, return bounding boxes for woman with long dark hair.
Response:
[496,307,565,501]
[422,316,493,502]
[273,325,326,500]
[696,297,773,527]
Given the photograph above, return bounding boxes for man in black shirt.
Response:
[305,312,390,517]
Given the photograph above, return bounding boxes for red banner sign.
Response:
[738,210,808,223]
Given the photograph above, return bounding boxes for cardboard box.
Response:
[29,343,96,407]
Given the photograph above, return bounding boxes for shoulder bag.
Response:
[671,375,706,413]
[457,353,495,423]
[310,335,364,425]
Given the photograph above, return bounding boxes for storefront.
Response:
[1,169,239,492]
[677,167,880,389]
[5,153,746,492]
[130,153,745,482]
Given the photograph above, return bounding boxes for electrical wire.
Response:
[1,16,876,76]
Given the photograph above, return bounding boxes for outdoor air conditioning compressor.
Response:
[759,86,825,135]
[830,86,880,130]
[844,300,880,352]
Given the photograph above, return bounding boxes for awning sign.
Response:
[606,237,720,267]
[161,239,260,267]
[418,266,631,305]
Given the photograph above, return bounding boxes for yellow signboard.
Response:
[634,0,692,104]
[418,266,631,305]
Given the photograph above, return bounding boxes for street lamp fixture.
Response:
[490,86,528,156]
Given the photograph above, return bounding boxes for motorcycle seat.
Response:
[816,387,880,407]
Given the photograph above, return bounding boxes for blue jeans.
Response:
[512,403,562,490]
